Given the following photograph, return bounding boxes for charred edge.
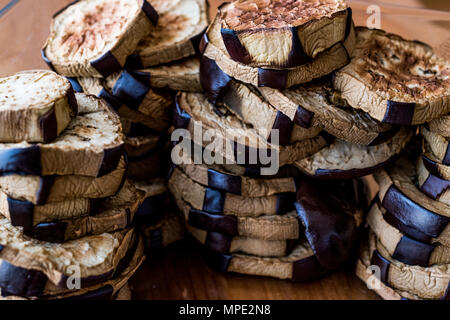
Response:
[204,231,232,254]
[203,249,232,272]
[382,185,449,240]
[191,28,208,55]
[124,54,144,70]
[172,94,191,129]
[203,188,225,214]
[112,70,150,110]
[392,235,434,267]
[141,0,158,26]
[66,85,79,114]
[149,228,164,249]
[420,171,450,200]
[97,145,124,177]
[0,261,47,297]
[443,143,450,165]
[52,0,80,18]
[422,154,448,180]
[275,193,296,215]
[221,28,251,65]
[344,7,353,39]
[368,127,400,146]
[382,101,415,125]
[135,193,166,225]
[99,88,123,111]
[66,77,83,93]
[62,285,114,300]
[283,26,311,68]
[370,250,390,285]
[24,221,68,243]
[270,111,293,146]
[188,208,238,236]
[292,255,327,282]
[257,68,288,90]
[199,33,209,54]
[35,176,55,205]
[40,48,56,72]
[207,168,242,195]
[39,108,58,143]
[313,155,398,180]
[441,283,450,300]
[90,51,122,78]
[384,208,431,243]
[200,56,232,104]
[127,70,151,86]
[294,105,314,129]
[7,197,34,230]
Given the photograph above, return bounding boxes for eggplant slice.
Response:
[43,0,158,77]
[294,127,413,179]
[219,0,351,68]
[0,70,77,143]
[333,27,450,125]
[0,93,124,177]
[259,78,398,146]
[127,0,209,68]
[200,12,355,94]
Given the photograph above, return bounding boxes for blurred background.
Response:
[0,0,449,76]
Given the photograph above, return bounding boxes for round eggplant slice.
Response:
[43,0,158,77]
[374,157,450,247]
[0,70,77,143]
[168,166,296,217]
[0,156,127,205]
[333,27,450,125]
[200,12,355,96]
[129,57,202,92]
[17,180,144,243]
[188,224,294,257]
[295,127,413,179]
[76,75,171,133]
[173,92,329,168]
[0,93,124,177]
[367,231,450,300]
[219,0,351,68]
[258,78,397,146]
[0,236,144,300]
[0,227,138,297]
[127,0,209,68]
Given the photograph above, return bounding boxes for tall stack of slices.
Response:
[41,0,209,254]
[345,34,449,299]
[0,70,146,300]
[167,0,364,282]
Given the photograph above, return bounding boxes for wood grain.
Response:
[0,0,448,300]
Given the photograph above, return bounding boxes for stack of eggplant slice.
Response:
[357,115,450,300]
[0,69,146,300]
[42,0,210,255]
[338,29,449,300]
[171,0,450,293]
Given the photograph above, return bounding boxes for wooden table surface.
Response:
[0,0,448,300]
